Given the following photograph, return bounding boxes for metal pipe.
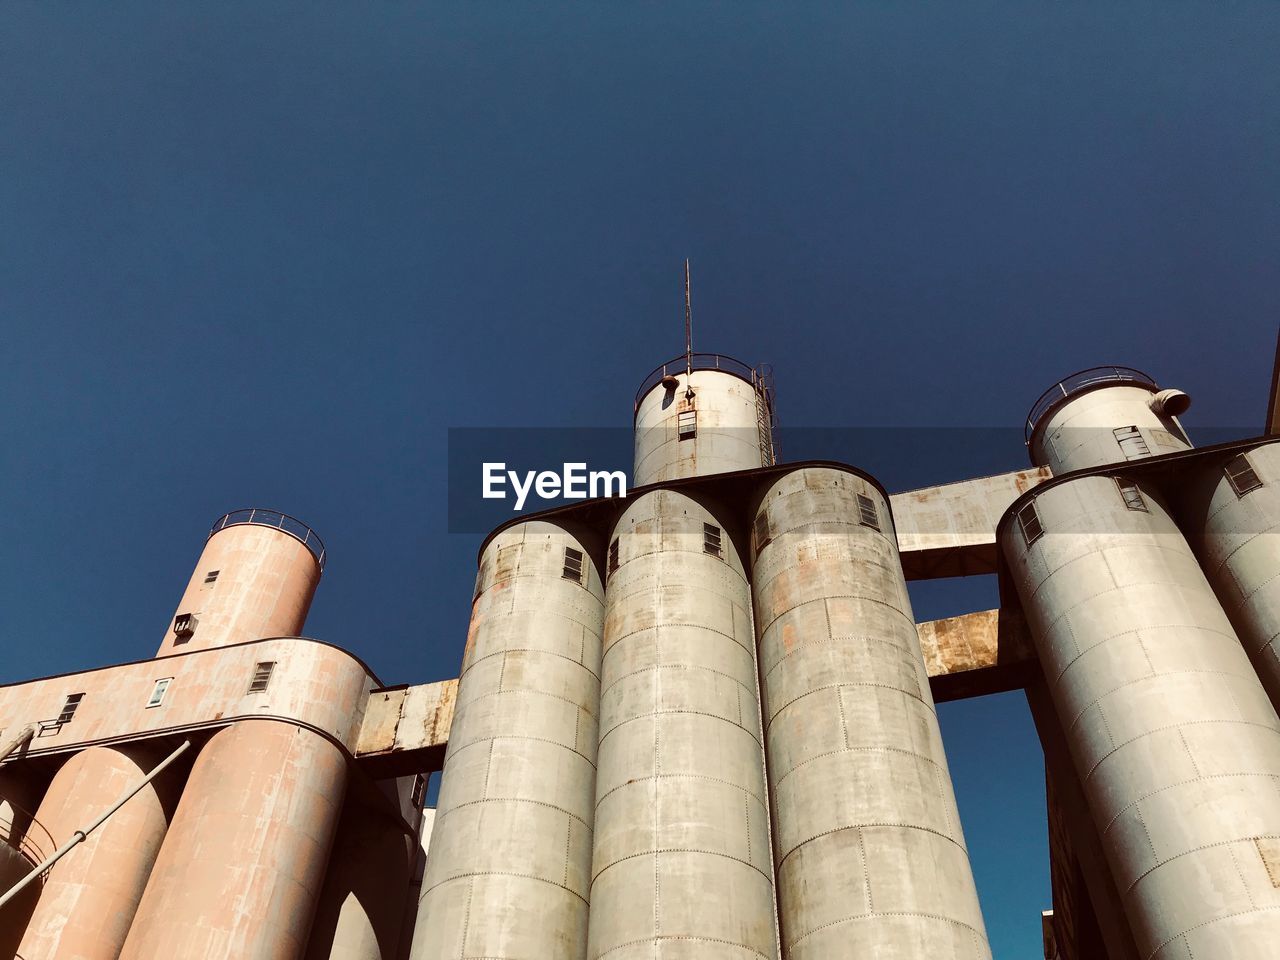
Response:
[0,739,191,910]
[0,725,36,764]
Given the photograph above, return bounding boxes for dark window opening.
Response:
[248,661,276,694]
[203,570,220,584]
[703,522,723,558]
[411,773,428,808]
[1226,454,1264,497]
[1116,478,1148,512]
[57,693,84,725]
[608,538,620,577]
[1018,501,1044,546]
[677,409,697,440]
[856,493,880,531]
[562,547,584,584]
[753,512,772,556]
[173,613,197,640]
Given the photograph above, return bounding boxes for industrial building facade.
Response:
[3,345,1280,960]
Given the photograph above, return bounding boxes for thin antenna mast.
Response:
[684,259,694,399]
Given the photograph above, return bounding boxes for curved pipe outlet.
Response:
[1149,387,1191,416]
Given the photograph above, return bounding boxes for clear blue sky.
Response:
[2,3,1277,956]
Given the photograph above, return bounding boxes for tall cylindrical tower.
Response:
[1002,475,1280,958]
[751,467,991,960]
[633,354,775,487]
[1025,366,1191,475]
[1188,441,1280,712]
[17,743,183,960]
[410,520,605,960]
[156,509,325,656]
[0,767,47,958]
[586,490,779,960]
[120,721,348,959]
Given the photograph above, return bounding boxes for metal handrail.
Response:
[634,353,762,414]
[0,805,55,873]
[208,508,326,571]
[1025,366,1158,444]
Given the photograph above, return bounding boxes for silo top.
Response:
[633,353,766,422]
[1024,366,1158,447]
[208,508,327,572]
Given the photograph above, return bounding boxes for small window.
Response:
[703,523,723,558]
[608,538,620,577]
[247,662,276,694]
[147,678,172,708]
[856,494,880,531]
[1226,454,1264,497]
[1115,478,1148,512]
[677,409,697,440]
[1113,426,1151,460]
[203,570,220,584]
[562,547,584,584]
[411,773,428,808]
[753,512,772,556]
[1018,501,1044,546]
[57,693,84,725]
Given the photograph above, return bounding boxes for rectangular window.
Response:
[57,693,84,725]
[703,522,723,558]
[147,678,173,708]
[677,409,697,440]
[608,538,620,577]
[203,570,220,584]
[1226,454,1264,497]
[1113,426,1152,460]
[247,661,276,694]
[856,493,880,531]
[753,512,772,556]
[411,773,428,808]
[562,547,584,584]
[1018,501,1044,546]
[1116,478,1148,512]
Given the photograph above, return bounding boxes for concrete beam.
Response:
[354,608,1033,774]
[892,467,1052,579]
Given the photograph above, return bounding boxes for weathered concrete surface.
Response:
[752,467,991,960]
[120,721,348,960]
[892,467,1052,578]
[0,638,375,759]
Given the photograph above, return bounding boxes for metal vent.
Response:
[703,523,723,558]
[57,693,84,725]
[608,538,620,577]
[147,678,172,708]
[1116,478,1148,512]
[1018,501,1044,546]
[856,494,880,531]
[562,547,584,584]
[247,661,276,694]
[173,613,197,640]
[677,409,697,440]
[1113,426,1152,460]
[203,570,220,584]
[753,512,772,556]
[1226,454,1264,497]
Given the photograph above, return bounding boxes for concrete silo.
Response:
[587,490,778,960]
[751,467,991,960]
[410,521,605,960]
[1005,371,1280,958]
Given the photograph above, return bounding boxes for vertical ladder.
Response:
[753,366,776,467]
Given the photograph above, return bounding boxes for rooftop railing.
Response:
[1025,366,1157,443]
[634,353,761,414]
[208,508,326,570]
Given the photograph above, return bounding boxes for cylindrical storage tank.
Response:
[120,720,347,959]
[587,490,778,960]
[304,796,414,960]
[0,767,52,958]
[410,520,605,960]
[1026,367,1191,475]
[751,467,990,960]
[633,354,774,487]
[1002,475,1280,958]
[17,743,183,960]
[1189,441,1280,711]
[157,509,325,656]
